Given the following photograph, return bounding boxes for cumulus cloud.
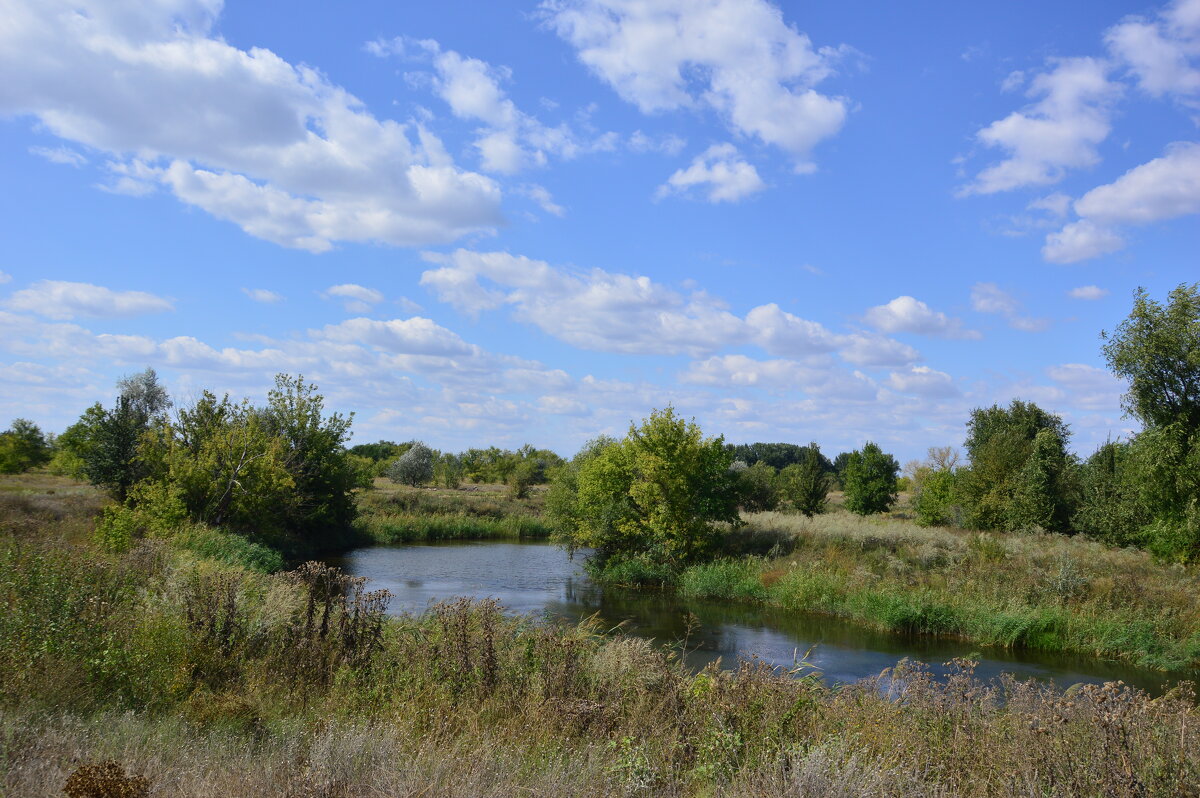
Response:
[1068,285,1109,300]
[517,184,566,216]
[322,284,385,314]
[1105,0,1200,101]
[1043,141,1200,263]
[541,0,852,170]
[5,280,173,320]
[242,288,283,304]
[656,144,766,203]
[863,296,980,340]
[0,0,502,252]
[628,130,688,155]
[370,37,616,174]
[961,57,1119,195]
[681,354,879,400]
[420,249,920,366]
[885,366,957,397]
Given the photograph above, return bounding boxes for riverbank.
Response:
[352,478,552,543]
[3,525,1199,796]
[676,510,1200,672]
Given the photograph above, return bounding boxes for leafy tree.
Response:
[435,452,464,488]
[81,369,171,500]
[913,470,961,527]
[0,418,51,473]
[1073,440,1147,546]
[831,451,854,488]
[48,403,105,478]
[778,443,830,517]
[725,442,834,472]
[387,441,434,487]
[1007,429,1075,532]
[959,400,1073,531]
[842,442,899,515]
[734,460,780,512]
[549,408,739,572]
[1103,283,1200,433]
[263,374,364,538]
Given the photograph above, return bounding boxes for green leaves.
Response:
[842,442,899,516]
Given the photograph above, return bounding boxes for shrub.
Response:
[842,442,899,516]
[387,442,434,487]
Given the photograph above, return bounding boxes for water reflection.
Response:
[326,540,1190,696]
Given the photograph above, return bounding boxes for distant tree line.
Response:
[350,439,565,498]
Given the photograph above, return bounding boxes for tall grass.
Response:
[679,511,1200,671]
[354,481,552,543]
[1,531,1198,796]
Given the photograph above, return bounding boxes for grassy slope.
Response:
[678,505,1200,671]
[352,478,552,543]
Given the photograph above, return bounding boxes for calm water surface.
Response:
[326,540,1191,695]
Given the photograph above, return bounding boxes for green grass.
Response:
[676,510,1200,671]
[353,480,552,544]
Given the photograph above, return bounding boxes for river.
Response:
[326,539,1191,695]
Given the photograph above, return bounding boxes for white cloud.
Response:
[518,184,566,216]
[681,354,879,400]
[322,283,384,314]
[961,57,1119,195]
[0,271,10,285]
[886,366,957,397]
[657,144,766,203]
[1028,192,1072,218]
[5,280,173,320]
[29,145,86,167]
[1045,363,1124,411]
[863,296,980,340]
[242,288,283,304]
[372,38,616,175]
[1042,219,1126,263]
[315,317,475,357]
[0,1,502,251]
[970,283,1050,332]
[542,0,851,169]
[420,249,920,365]
[1105,0,1200,100]
[628,130,687,155]
[1068,285,1109,300]
[1043,141,1200,262]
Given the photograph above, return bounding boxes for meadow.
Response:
[3,475,1200,796]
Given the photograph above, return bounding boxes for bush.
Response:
[387,442,434,487]
[842,442,899,516]
[735,461,779,512]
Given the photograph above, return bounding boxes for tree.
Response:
[549,408,739,572]
[48,403,105,479]
[1007,429,1074,532]
[0,418,51,473]
[842,442,899,515]
[959,400,1073,531]
[734,460,780,512]
[263,374,364,538]
[387,441,434,487]
[778,443,830,517]
[1103,283,1200,433]
[76,368,172,500]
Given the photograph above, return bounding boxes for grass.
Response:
[675,509,1200,671]
[2,532,1199,796]
[353,478,552,543]
[3,473,1200,795]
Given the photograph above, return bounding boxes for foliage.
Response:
[913,469,961,527]
[725,441,834,472]
[386,441,434,487]
[434,452,464,489]
[777,443,830,517]
[1103,283,1200,433]
[549,408,739,574]
[841,442,899,515]
[507,457,540,499]
[263,374,364,540]
[75,369,171,501]
[733,460,780,512]
[0,418,51,473]
[959,400,1075,532]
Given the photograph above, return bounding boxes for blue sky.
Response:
[2,0,1198,462]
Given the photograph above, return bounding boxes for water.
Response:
[326,540,1193,695]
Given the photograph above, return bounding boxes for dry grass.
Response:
[0,473,105,543]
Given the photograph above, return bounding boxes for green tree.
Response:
[263,374,363,539]
[48,403,105,478]
[387,441,434,487]
[842,442,899,515]
[959,400,1073,531]
[0,418,51,473]
[81,369,171,500]
[549,408,739,573]
[734,460,780,512]
[1007,429,1075,532]
[777,443,830,517]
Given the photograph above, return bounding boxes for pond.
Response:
[326,539,1191,695]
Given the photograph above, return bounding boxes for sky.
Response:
[1,0,1198,462]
